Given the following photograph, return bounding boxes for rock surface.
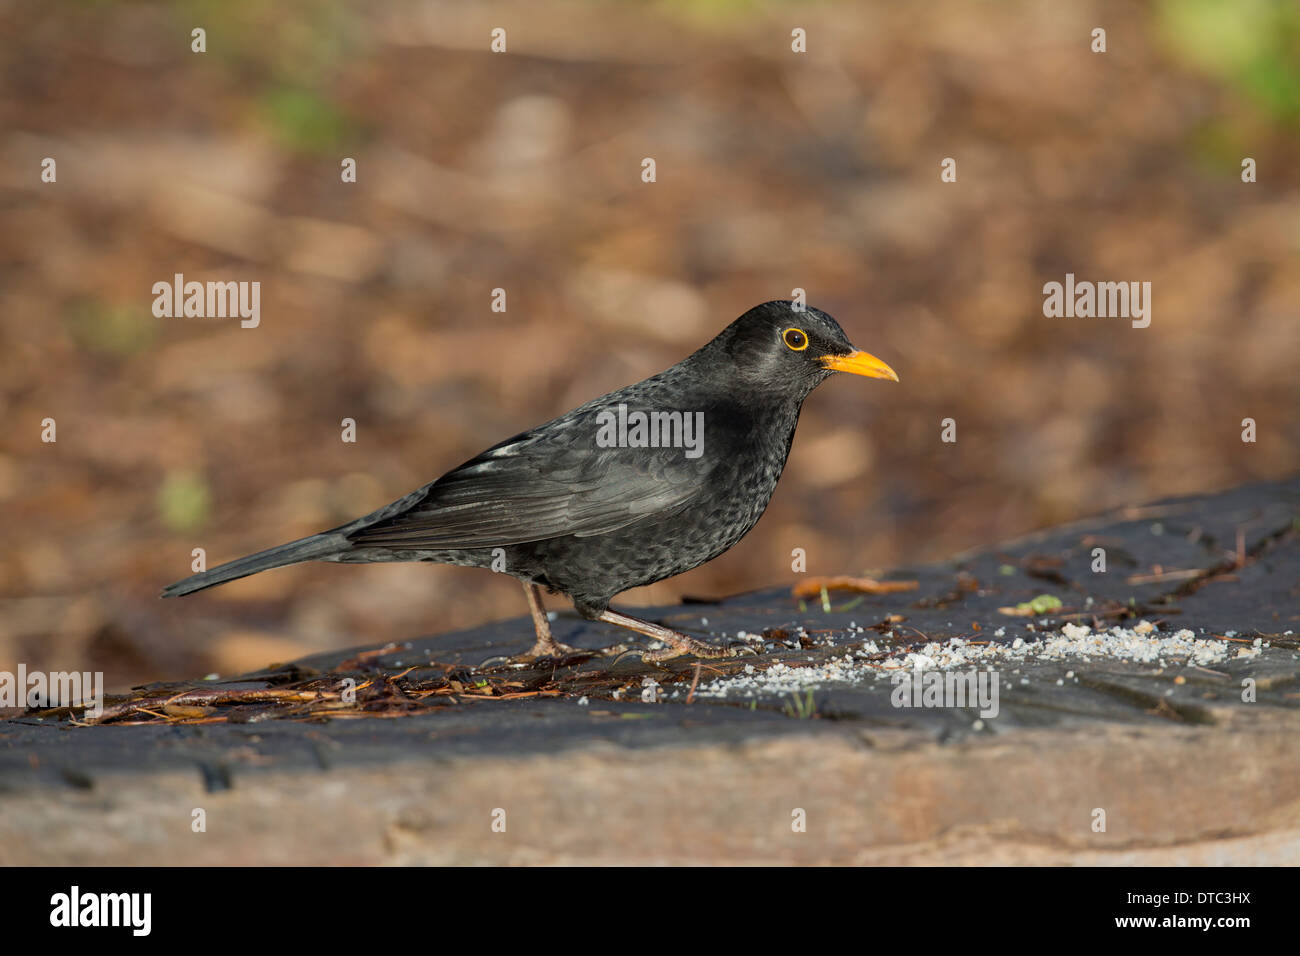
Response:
[3,478,1298,864]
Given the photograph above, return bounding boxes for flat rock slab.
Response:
[3,478,1299,864]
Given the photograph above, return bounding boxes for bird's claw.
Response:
[479,642,593,669]
[608,646,659,668]
[477,654,528,669]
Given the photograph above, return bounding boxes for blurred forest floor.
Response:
[1,0,1298,690]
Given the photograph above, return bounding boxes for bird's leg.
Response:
[520,582,584,659]
[598,608,734,661]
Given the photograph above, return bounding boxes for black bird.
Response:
[163,301,898,660]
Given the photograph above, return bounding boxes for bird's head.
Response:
[698,300,898,400]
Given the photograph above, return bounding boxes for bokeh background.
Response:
[2,0,1298,691]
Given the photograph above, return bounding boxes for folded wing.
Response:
[346,411,707,550]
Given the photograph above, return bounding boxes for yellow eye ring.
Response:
[782,327,809,351]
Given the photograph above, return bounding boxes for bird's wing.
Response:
[345,410,712,550]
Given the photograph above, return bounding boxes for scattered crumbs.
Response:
[689,622,1243,700]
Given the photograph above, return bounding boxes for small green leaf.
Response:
[1015,594,1063,615]
[257,86,352,154]
[63,300,158,357]
[158,470,212,532]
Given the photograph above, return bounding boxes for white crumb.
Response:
[687,622,1246,701]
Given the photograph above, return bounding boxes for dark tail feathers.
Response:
[161,532,348,597]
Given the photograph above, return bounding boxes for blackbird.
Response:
[163,301,898,660]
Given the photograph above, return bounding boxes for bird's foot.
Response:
[517,637,597,662]
[514,582,606,662]
[595,607,755,662]
[639,634,740,662]
[478,639,597,670]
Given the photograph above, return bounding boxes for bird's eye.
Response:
[782,328,809,351]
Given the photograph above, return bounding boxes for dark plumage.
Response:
[163,301,898,659]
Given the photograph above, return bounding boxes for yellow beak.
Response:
[819,349,899,382]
